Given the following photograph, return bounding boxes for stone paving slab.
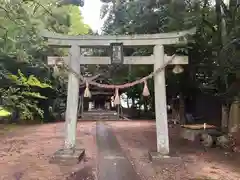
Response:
[96,121,140,180]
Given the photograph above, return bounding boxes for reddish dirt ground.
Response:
[0,121,240,180]
[0,122,96,180]
[108,121,240,180]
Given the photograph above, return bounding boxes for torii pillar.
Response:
[50,45,86,165]
[154,45,169,155]
[64,45,81,150]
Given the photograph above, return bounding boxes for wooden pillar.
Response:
[153,45,169,155]
[64,45,80,149]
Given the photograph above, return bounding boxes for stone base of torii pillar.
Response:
[148,151,182,163]
[50,148,85,165]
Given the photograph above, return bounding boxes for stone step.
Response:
[81,116,118,120]
[84,111,117,114]
[80,111,119,120]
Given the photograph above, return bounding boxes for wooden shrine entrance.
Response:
[42,29,193,163]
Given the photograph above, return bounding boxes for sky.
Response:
[80,0,104,33]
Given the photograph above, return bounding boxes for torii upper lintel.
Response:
[40,28,196,47]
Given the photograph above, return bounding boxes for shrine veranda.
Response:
[41,29,194,162]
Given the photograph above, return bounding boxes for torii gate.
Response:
[41,29,193,163]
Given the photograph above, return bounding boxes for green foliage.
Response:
[0,107,11,117]
[100,0,200,110]
[67,5,90,35]
[100,0,240,111]
[189,0,240,103]
[0,70,51,121]
[7,69,52,89]
[0,0,90,123]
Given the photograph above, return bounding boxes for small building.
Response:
[78,76,124,113]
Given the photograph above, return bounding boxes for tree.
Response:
[100,0,201,114]
[0,69,52,121]
[189,0,240,130]
[100,0,240,126]
[0,0,90,122]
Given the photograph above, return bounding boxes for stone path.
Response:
[96,121,140,180]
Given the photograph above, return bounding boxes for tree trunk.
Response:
[172,106,178,122]
[179,93,186,124]
[215,0,222,43]
[131,97,135,108]
[78,95,83,117]
[127,97,130,108]
[143,97,148,112]
[110,100,113,110]
[228,97,240,133]
[117,104,120,120]
[221,104,229,132]
[170,98,177,122]
[144,103,147,112]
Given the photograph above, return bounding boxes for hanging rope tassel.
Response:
[84,81,91,98]
[142,80,150,96]
[114,88,120,105]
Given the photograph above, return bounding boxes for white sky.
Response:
[80,0,104,33]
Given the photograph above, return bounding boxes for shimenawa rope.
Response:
[57,54,176,104]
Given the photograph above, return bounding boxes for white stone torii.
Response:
[42,29,193,163]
